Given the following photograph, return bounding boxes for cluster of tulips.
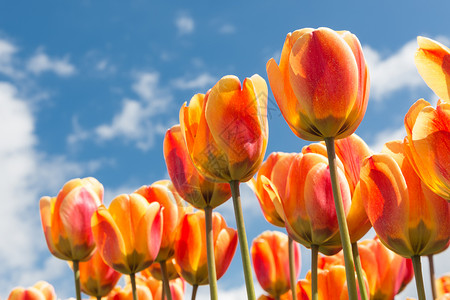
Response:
[7,27,450,300]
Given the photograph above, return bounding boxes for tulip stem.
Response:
[412,256,426,300]
[72,260,81,300]
[160,260,173,300]
[352,242,369,300]
[191,284,198,300]
[428,255,436,300]
[324,137,358,300]
[130,273,138,300]
[230,180,256,300]
[97,297,101,300]
[311,244,319,300]
[289,236,298,300]
[204,206,219,300]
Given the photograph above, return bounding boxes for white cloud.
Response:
[363,39,424,101]
[219,24,236,34]
[69,71,172,151]
[171,72,217,90]
[368,125,406,153]
[0,38,23,78]
[27,51,76,77]
[175,14,195,35]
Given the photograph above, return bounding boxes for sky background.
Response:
[1,0,449,298]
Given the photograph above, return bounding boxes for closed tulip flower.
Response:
[91,193,163,275]
[139,271,185,300]
[436,274,450,297]
[267,27,369,141]
[77,249,122,297]
[142,259,179,281]
[415,36,450,102]
[107,284,153,300]
[174,211,238,286]
[8,281,56,300]
[179,74,268,183]
[164,124,231,209]
[404,99,450,200]
[251,231,301,298]
[39,177,103,262]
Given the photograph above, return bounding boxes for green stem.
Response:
[311,245,319,300]
[160,261,173,300]
[230,180,256,300]
[161,282,165,300]
[288,236,298,300]
[428,255,436,300]
[191,284,198,300]
[73,260,81,300]
[204,206,219,300]
[412,256,426,300]
[324,137,358,300]
[130,273,138,300]
[352,242,369,300]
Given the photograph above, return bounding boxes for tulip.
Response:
[91,193,163,300]
[297,265,368,300]
[174,211,237,292]
[139,271,185,300]
[266,27,369,141]
[360,140,450,299]
[357,238,413,300]
[39,177,103,300]
[436,274,450,298]
[179,75,268,299]
[8,281,56,300]
[142,259,179,281]
[415,36,450,102]
[251,231,301,298]
[164,125,231,210]
[135,180,190,300]
[404,99,450,200]
[107,284,153,300]
[77,249,122,297]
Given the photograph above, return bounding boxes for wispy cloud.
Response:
[219,24,236,34]
[363,39,423,101]
[0,38,24,78]
[171,72,217,90]
[175,13,195,35]
[69,71,173,151]
[27,50,76,77]
[368,125,406,153]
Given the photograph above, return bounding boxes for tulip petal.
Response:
[214,227,238,279]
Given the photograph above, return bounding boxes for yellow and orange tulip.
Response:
[251,231,301,298]
[77,249,122,297]
[107,284,153,300]
[179,74,268,183]
[267,27,369,141]
[358,238,413,300]
[135,180,191,262]
[436,274,450,298]
[142,259,179,281]
[91,193,163,275]
[404,99,450,200]
[139,271,185,300]
[174,210,238,285]
[360,140,450,257]
[415,36,450,102]
[39,177,103,261]
[164,124,231,209]
[8,281,56,300]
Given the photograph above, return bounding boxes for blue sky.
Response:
[1,1,449,298]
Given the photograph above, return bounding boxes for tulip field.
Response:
[2,3,450,300]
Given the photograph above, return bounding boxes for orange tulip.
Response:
[436,274,450,297]
[266,151,351,255]
[77,249,122,297]
[174,210,238,285]
[179,74,268,183]
[135,180,191,262]
[91,193,163,275]
[415,36,450,102]
[39,177,103,261]
[358,238,413,300]
[164,124,231,209]
[8,281,56,300]
[248,152,296,227]
[360,140,450,257]
[300,135,372,248]
[107,284,153,300]
[142,259,179,281]
[404,99,450,200]
[139,271,185,300]
[251,231,301,298]
[266,27,369,141]
[297,265,368,300]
